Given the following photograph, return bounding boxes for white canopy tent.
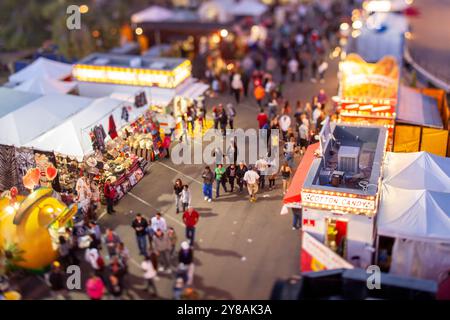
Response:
[199,0,267,22]
[9,57,72,84]
[378,185,450,242]
[25,97,128,160]
[198,1,232,23]
[226,0,268,17]
[131,5,174,23]
[382,151,450,192]
[377,151,450,282]
[0,94,92,146]
[13,76,78,95]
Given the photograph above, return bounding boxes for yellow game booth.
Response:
[0,187,77,272]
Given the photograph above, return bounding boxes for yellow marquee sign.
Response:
[73,60,192,89]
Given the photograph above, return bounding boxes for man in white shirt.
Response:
[141,255,158,296]
[243,166,260,202]
[279,114,292,141]
[288,57,299,82]
[151,212,167,233]
[255,158,269,190]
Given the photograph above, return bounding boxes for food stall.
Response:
[336,54,399,150]
[284,122,388,268]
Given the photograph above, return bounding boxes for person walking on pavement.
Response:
[131,213,149,256]
[310,57,318,83]
[283,136,296,169]
[244,165,260,202]
[214,164,228,198]
[174,179,184,214]
[168,227,178,258]
[151,212,167,233]
[182,207,200,245]
[236,161,248,193]
[178,241,195,287]
[47,261,69,300]
[279,114,292,142]
[257,108,269,129]
[212,105,220,130]
[280,162,292,195]
[241,71,250,97]
[254,83,265,107]
[103,179,116,214]
[219,109,228,136]
[153,229,173,274]
[141,255,158,297]
[318,59,328,83]
[86,274,105,300]
[255,157,269,190]
[226,163,237,192]
[201,166,214,202]
[181,185,192,213]
[103,228,121,258]
[225,103,236,130]
[288,56,299,82]
[231,73,243,104]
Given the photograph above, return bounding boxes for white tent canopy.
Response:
[9,57,72,84]
[226,0,267,17]
[131,5,174,23]
[13,76,78,95]
[0,94,92,146]
[198,1,232,23]
[199,0,266,22]
[25,97,127,159]
[383,152,450,192]
[377,185,450,242]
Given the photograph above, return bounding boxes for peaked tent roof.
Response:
[0,87,41,118]
[383,152,450,192]
[13,77,78,95]
[25,97,126,159]
[131,5,174,23]
[377,185,450,242]
[0,94,92,146]
[9,57,72,84]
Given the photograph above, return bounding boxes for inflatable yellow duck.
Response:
[0,188,77,271]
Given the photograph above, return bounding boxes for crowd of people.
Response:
[43,1,348,301]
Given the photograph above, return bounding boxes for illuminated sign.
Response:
[73,60,192,89]
[301,191,376,211]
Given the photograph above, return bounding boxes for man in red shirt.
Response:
[257,109,268,129]
[103,180,116,214]
[182,207,200,245]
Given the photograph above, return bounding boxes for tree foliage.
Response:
[0,0,155,59]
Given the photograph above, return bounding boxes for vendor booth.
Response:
[393,86,449,157]
[336,54,399,150]
[284,122,388,269]
[375,151,450,282]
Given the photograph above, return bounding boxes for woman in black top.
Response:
[280,162,292,195]
[174,179,184,214]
